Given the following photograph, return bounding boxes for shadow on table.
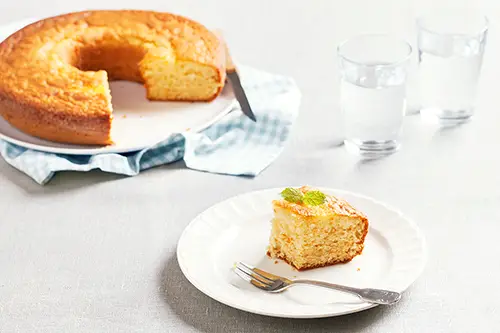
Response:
[0,158,187,194]
[158,255,396,333]
[430,121,470,137]
[313,138,398,166]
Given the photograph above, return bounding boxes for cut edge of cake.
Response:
[266,186,369,271]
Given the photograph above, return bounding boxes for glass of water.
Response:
[417,11,488,124]
[338,34,412,157]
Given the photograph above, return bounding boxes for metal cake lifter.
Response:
[217,31,257,122]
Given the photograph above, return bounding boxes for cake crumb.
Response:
[122,114,127,119]
[274,260,279,264]
[357,268,361,271]
[185,127,191,131]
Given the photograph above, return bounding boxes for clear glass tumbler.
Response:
[338,34,412,157]
[417,11,489,124]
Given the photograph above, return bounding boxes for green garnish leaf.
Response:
[280,187,327,206]
[280,187,304,203]
[302,190,326,206]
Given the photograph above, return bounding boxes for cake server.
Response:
[233,262,401,305]
[217,32,257,122]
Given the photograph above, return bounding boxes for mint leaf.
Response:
[280,187,304,203]
[303,190,326,206]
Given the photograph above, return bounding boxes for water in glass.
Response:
[338,35,411,157]
[419,42,484,122]
[417,11,488,124]
[341,70,406,155]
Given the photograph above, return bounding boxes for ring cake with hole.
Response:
[0,10,226,145]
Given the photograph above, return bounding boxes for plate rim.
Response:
[0,100,235,155]
[0,18,237,156]
[176,186,428,319]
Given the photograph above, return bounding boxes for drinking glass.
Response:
[338,34,412,157]
[417,11,488,124]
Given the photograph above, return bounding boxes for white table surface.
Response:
[0,0,499,332]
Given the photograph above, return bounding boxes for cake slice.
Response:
[267,186,369,270]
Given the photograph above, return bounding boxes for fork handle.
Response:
[293,279,401,305]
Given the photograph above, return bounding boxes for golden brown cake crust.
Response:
[0,10,225,145]
[272,186,369,219]
[0,93,112,145]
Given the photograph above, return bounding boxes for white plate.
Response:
[177,187,427,318]
[0,18,236,155]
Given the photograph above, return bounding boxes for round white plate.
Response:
[0,18,236,155]
[177,187,427,318]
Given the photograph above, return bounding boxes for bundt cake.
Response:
[0,10,226,145]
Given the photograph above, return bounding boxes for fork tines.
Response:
[233,262,275,289]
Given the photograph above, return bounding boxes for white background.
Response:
[0,0,499,332]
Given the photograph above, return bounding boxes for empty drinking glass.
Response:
[338,34,412,157]
[417,11,488,124]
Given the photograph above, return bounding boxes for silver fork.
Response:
[233,262,401,305]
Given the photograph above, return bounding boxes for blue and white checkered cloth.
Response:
[0,65,301,185]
